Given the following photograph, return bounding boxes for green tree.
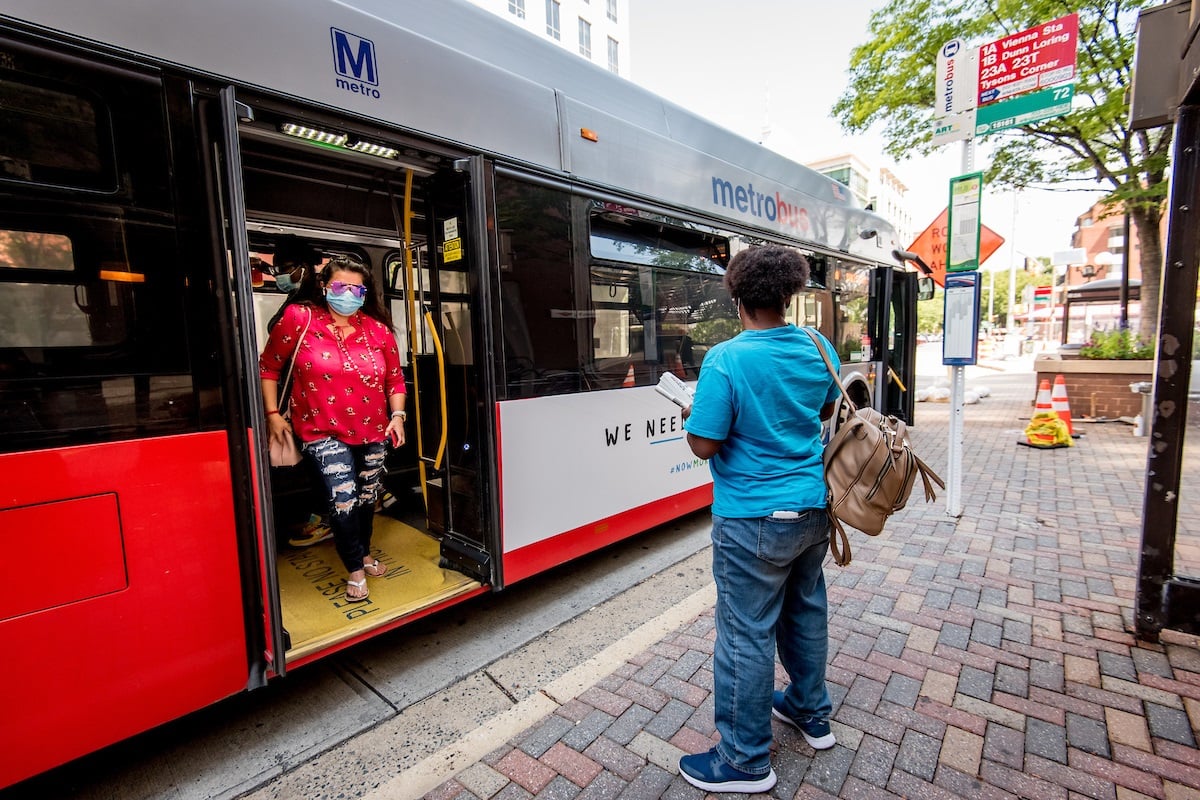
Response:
[980,266,1052,326]
[833,0,1170,344]
[917,287,944,334]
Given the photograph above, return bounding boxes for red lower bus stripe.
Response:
[501,485,712,585]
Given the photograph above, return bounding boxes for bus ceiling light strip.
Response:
[278,122,401,159]
[279,122,348,146]
[254,122,434,174]
[346,139,400,159]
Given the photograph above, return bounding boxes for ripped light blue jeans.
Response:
[710,510,831,775]
[302,437,387,574]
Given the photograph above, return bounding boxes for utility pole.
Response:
[1005,193,1019,354]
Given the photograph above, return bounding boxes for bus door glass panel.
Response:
[201,87,287,679]
[832,261,871,365]
[494,177,577,398]
[885,270,918,424]
[423,167,484,554]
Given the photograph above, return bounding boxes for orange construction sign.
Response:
[906,208,1005,287]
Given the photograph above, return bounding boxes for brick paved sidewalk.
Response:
[423,374,1200,800]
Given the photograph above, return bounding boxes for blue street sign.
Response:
[980,88,1000,103]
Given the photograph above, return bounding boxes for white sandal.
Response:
[345,579,369,602]
[363,559,388,578]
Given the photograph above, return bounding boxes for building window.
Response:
[578,18,592,58]
[545,0,560,39]
[606,0,617,22]
[607,37,619,73]
[508,0,525,19]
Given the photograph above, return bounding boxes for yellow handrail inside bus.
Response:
[399,169,430,506]
[424,309,449,470]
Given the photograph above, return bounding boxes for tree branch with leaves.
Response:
[833,0,1170,343]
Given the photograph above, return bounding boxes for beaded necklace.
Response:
[331,314,384,391]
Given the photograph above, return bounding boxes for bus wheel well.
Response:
[842,375,872,409]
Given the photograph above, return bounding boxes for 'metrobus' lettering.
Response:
[711,176,808,233]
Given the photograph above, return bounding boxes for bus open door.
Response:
[199,86,289,681]
[871,266,921,425]
[404,158,501,588]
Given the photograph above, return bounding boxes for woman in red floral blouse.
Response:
[260,256,407,602]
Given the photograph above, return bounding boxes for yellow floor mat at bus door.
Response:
[276,516,480,659]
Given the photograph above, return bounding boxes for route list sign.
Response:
[977,13,1079,106]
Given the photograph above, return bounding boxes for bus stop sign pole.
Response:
[944,148,982,518]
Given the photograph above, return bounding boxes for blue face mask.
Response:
[275,272,298,293]
[326,290,365,316]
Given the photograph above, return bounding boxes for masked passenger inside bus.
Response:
[261,236,339,548]
[259,255,408,602]
[266,235,323,332]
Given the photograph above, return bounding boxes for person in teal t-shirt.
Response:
[678,245,840,794]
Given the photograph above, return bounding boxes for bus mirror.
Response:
[917,276,935,301]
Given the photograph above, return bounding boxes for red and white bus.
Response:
[0,0,927,787]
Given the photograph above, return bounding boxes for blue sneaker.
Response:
[772,690,836,750]
[678,748,776,793]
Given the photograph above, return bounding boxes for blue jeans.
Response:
[302,437,387,574]
[710,510,831,774]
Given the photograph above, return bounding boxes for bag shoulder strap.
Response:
[802,327,855,411]
[278,305,314,416]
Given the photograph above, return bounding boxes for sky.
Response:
[625,0,1107,270]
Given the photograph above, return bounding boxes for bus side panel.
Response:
[0,432,247,788]
[502,485,712,585]
[496,389,711,585]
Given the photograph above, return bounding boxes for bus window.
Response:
[786,291,821,330]
[587,208,731,385]
[654,268,736,378]
[589,211,727,273]
[0,74,115,192]
[0,217,199,448]
[0,230,85,346]
[590,264,641,363]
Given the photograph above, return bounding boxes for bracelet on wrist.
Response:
[266,409,280,416]
[391,410,406,420]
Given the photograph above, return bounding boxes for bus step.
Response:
[440,535,490,582]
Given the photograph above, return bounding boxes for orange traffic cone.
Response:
[623,363,635,388]
[672,352,687,380]
[1023,379,1060,446]
[1034,379,1053,414]
[1051,374,1074,436]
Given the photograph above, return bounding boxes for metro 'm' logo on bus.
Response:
[331,27,382,98]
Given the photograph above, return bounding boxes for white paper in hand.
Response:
[655,372,694,408]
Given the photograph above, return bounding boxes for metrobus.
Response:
[0,0,928,787]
